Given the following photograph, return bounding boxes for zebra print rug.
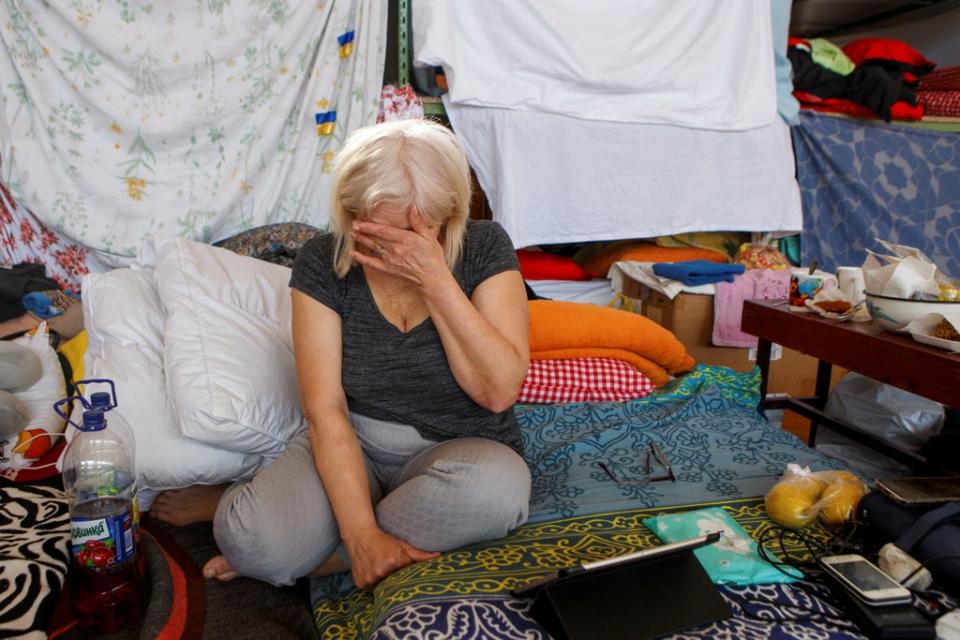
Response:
[0,482,70,639]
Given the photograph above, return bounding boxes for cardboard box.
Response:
[625,283,837,399]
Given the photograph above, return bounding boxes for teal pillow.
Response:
[644,507,801,585]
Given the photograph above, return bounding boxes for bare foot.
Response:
[149,484,230,526]
[203,555,240,582]
[200,548,348,583]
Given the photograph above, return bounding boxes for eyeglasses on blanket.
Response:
[595,442,675,486]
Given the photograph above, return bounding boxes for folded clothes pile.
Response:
[528,300,695,386]
[788,37,934,121]
[652,260,746,286]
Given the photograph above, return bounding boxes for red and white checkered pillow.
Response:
[917,90,960,118]
[518,358,655,404]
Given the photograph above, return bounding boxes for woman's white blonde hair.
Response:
[329,119,472,278]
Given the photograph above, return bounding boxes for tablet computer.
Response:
[511,531,721,597]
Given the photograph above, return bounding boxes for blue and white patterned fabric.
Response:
[793,111,960,276]
[521,365,842,523]
[369,584,867,640]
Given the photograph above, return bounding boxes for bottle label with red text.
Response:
[71,509,135,569]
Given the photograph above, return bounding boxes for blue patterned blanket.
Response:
[312,366,857,639]
[793,111,960,276]
[523,366,840,523]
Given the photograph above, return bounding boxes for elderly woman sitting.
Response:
[153,119,532,589]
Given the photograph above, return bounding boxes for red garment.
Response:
[794,91,925,121]
[518,357,654,404]
[517,249,592,281]
[843,38,935,72]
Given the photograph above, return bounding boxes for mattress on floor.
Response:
[311,365,858,639]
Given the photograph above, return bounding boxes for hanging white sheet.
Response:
[413,0,776,130]
[444,102,802,249]
[0,1,386,264]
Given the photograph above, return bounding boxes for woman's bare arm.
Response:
[421,269,529,412]
[292,290,437,588]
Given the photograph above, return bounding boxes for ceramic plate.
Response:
[910,332,960,353]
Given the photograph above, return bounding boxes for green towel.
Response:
[810,38,856,76]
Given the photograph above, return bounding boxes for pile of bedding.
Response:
[528,301,692,387]
[80,236,306,509]
[518,298,694,404]
[517,248,617,309]
[517,239,739,404]
[788,37,934,121]
[519,239,739,310]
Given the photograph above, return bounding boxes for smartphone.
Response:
[877,477,960,506]
[820,554,912,606]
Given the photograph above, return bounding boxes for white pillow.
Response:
[84,266,164,349]
[152,236,304,455]
[80,268,266,509]
[0,324,67,472]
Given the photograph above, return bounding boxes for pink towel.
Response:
[712,270,791,348]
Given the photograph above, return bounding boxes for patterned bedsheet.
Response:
[311,366,856,639]
[793,111,960,276]
[522,366,840,523]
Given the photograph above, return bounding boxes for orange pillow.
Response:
[581,242,729,278]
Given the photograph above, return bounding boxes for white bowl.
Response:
[864,292,960,331]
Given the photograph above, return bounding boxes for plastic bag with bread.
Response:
[764,463,867,529]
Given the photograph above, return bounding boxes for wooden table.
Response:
[741,299,960,473]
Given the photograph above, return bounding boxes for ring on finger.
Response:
[374,244,385,257]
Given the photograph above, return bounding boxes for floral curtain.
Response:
[0,0,386,266]
[0,180,87,291]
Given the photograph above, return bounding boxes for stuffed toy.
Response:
[0,323,67,475]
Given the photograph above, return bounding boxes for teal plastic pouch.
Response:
[643,507,800,585]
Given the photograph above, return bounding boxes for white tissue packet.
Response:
[865,239,960,299]
[863,252,940,300]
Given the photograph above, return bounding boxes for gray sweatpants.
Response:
[212,413,532,586]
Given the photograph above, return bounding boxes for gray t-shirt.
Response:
[289,220,523,453]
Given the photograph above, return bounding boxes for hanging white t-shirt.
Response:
[413,0,776,130]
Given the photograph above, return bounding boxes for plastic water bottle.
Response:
[55,380,143,633]
[87,388,144,572]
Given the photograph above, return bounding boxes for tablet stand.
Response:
[528,546,730,640]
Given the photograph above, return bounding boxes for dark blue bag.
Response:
[860,491,960,595]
